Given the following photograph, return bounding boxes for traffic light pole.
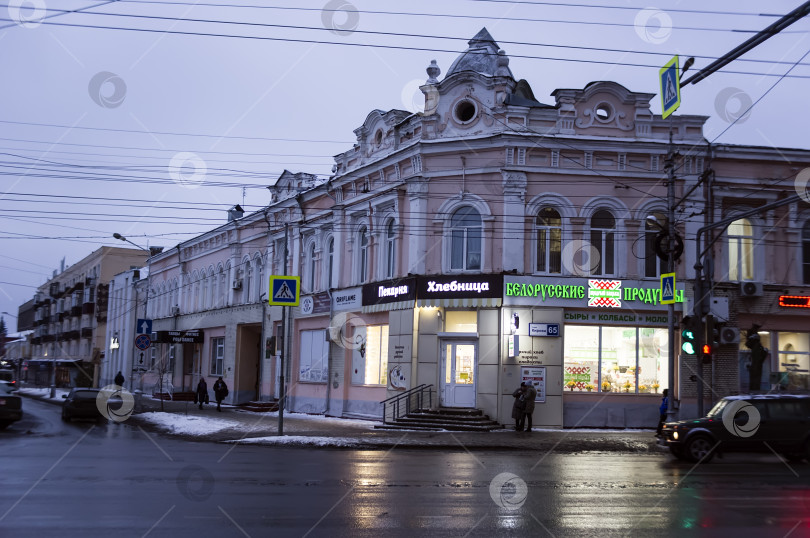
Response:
[665,143,676,423]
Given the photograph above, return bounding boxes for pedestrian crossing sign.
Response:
[659,56,681,119]
[661,272,676,305]
[269,276,300,306]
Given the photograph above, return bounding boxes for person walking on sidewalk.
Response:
[114,371,125,388]
[511,383,526,431]
[213,376,229,412]
[656,389,669,436]
[521,382,537,432]
[194,378,209,410]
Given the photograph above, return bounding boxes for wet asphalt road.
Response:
[2,398,810,537]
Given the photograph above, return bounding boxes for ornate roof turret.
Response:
[445,27,514,79]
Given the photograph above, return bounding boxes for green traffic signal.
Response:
[681,325,696,355]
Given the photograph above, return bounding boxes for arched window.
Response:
[536,207,562,274]
[327,237,334,289]
[207,268,215,309]
[192,271,201,312]
[308,243,316,291]
[358,227,369,283]
[221,263,229,307]
[644,213,667,278]
[803,221,810,284]
[728,218,754,281]
[244,259,253,303]
[385,220,396,278]
[590,209,616,276]
[255,255,264,301]
[450,207,482,270]
[200,269,209,310]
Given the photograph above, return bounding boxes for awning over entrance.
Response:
[362,300,414,313]
[417,297,502,308]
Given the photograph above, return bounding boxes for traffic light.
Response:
[681,315,697,355]
[701,343,712,364]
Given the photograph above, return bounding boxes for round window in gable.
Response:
[595,102,613,122]
[454,99,478,124]
[374,129,383,147]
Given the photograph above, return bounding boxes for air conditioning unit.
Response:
[719,327,740,345]
[171,306,180,316]
[739,281,763,297]
[231,279,243,290]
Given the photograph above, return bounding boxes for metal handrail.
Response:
[381,384,434,424]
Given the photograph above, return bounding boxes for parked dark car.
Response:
[62,388,104,422]
[0,370,17,391]
[0,380,23,429]
[660,394,810,463]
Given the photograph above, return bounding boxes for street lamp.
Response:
[113,234,157,394]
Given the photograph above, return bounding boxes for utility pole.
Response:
[278,223,288,436]
[664,136,677,422]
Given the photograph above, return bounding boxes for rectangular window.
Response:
[299,329,328,383]
[517,148,526,165]
[777,332,809,390]
[210,337,224,376]
[445,310,477,333]
[563,325,669,394]
[351,325,388,385]
[551,150,559,168]
[644,232,664,278]
[505,148,514,165]
[617,154,626,171]
[650,155,659,172]
[584,152,593,169]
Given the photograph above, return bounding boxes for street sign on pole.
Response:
[661,273,676,304]
[136,319,152,335]
[135,334,151,351]
[269,276,300,306]
[659,56,681,119]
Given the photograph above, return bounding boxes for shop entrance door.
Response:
[440,341,477,408]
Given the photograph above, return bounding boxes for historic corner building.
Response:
[125,28,808,426]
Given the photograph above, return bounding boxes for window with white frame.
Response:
[244,260,253,303]
[327,238,334,289]
[308,242,316,292]
[385,220,396,278]
[728,218,754,281]
[450,206,482,271]
[644,213,667,278]
[803,221,810,284]
[358,227,369,283]
[590,209,616,276]
[298,329,328,383]
[255,257,263,300]
[201,274,208,310]
[351,324,389,386]
[536,207,562,274]
[211,337,224,376]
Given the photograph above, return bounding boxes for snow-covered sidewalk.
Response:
[18,387,71,402]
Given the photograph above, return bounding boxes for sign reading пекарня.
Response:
[503,276,685,310]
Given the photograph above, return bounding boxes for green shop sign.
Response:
[503,277,685,309]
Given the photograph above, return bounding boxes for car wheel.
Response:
[61,411,71,422]
[669,445,687,460]
[685,435,716,463]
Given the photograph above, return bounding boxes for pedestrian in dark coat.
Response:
[213,376,228,412]
[656,388,669,436]
[195,378,209,410]
[522,383,538,432]
[511,383,526,431]
[114,371,125,388]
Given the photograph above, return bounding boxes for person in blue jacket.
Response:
[656,388,669,436]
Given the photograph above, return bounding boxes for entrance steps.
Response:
[375,407,501,432]
[238,400,279,413]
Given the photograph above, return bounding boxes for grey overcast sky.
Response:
[0,0,808,332]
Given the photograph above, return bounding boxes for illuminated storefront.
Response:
[504,275,685,427]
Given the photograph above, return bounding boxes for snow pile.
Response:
[138,412,238,436]
[228,435,360,447]
[18,387,70,401]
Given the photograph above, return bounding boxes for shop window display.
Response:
[564,325,668,393]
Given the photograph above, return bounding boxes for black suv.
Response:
[660,394,810,463]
